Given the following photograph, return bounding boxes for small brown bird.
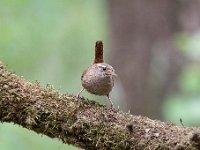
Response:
[77,41,117,108]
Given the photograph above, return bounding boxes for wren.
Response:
[77,41,117,108]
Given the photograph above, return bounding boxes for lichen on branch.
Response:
[0,62,200,150]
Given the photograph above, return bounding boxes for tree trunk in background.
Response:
[179,0,200,33]
[107,0,187,119]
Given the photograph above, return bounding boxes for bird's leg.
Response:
[76,87,84,98]
[107,94,114,108]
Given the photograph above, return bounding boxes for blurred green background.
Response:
[1,0,200,149]
[163,33,200,126]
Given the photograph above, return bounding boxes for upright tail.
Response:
[93,41,104,64]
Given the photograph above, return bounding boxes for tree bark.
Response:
[0,62,199,150]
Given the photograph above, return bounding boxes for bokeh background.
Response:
[1,0,200,149]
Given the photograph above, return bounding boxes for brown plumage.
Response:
[93,41,104,64]
[77,41,117,108]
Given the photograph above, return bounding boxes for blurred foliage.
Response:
[0,123,77,150]
[0,0,108,149]
[163,32,200,126]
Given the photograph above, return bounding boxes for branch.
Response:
[0,62,200,150]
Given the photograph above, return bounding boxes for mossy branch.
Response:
[0,62,200,150]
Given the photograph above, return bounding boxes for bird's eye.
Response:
[102,66,106,71]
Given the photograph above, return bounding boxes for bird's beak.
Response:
[105,70,118,77]
[112,72,118,77]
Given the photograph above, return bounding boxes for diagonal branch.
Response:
[0,62,200,150]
